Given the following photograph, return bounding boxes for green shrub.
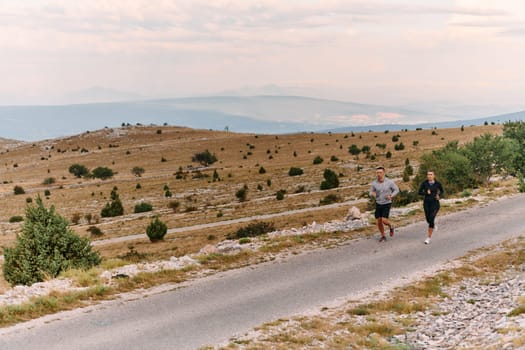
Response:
[168,200,180,212]
[192,150,218,166]
[412,141,477,194]
[91,167,115,180]
[259,166,266,174]
[320,168,339,190]
[87,226,103,237]
[348,144,361,155]
[519,175,525,193]
[13,185,25,195]
[461,189,472,197]
[213,169,220,181]
[131,166,145,177]
[146,217,168,242]
[330,155,339,162]
[313,156,324,164]
[134,202,153,213]
[42,177,56,185]
[227,221,275,239]
[9,215,23,223]
[101,188,124,217]
[394,142,405,150]
[3,197,100,286]
[393,190,419,206]
[288,167,304,176]
[276,189,286,200]
[71,212,81,225]
[68,164,89,178]
[44,189,51,196]
[320,194,340,205]
[236,185,248,202]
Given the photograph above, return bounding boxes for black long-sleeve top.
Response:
[418,180,444,203]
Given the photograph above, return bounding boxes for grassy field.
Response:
[0,123,504,293]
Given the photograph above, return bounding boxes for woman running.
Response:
[418,170,444,244]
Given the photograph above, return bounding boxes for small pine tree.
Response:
[101,188,124,217]
[146,217,168,242]
[320,169,339,190]
[3,197,100,286]
[236,185,248,202]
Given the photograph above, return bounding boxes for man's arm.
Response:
[369,183,377,198]
[390,179,400,198]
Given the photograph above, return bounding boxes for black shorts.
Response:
[375,203,391,218]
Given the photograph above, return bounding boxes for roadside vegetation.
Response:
[0,121,523,328]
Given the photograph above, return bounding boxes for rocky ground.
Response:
[397,270,525,349]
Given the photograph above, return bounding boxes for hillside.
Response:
[0,123,504,290]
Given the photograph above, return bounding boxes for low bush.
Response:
[393,190,419,206]
[13,186,25,195]
[87,226,103,237]
[134,202,153,213]
[168,200,180,212]
[9,216,23,223]
[192,150,217,166]
[42,177,56,185]
[320,194,340,205]
[288,167,304,176]
[236,185,248,202]
[227,221,275,240]
[91,167,115,180]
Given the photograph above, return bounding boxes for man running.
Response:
[418,170,444,244]
[370,166,399,242]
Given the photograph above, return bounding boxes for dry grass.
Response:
[0,124,509,302]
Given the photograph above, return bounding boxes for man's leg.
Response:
[377,218,385,236]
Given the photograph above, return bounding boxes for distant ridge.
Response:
[0,95,524,141]
[325,110,525,133]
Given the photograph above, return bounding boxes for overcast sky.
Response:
[1,0,524,107]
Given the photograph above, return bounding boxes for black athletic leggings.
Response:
[423,200,440,229]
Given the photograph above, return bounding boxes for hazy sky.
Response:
[1,0,525,106]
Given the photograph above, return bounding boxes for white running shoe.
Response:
[424,237,431,244]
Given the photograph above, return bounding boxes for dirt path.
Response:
[91,198,367,246]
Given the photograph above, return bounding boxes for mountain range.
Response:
[0,95,524,141]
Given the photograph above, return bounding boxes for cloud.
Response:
[376,112,404,121]
[0,0,513,54]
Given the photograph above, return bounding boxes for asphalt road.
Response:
[1,194,524,350]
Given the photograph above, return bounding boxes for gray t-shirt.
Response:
[370,177,399,205]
